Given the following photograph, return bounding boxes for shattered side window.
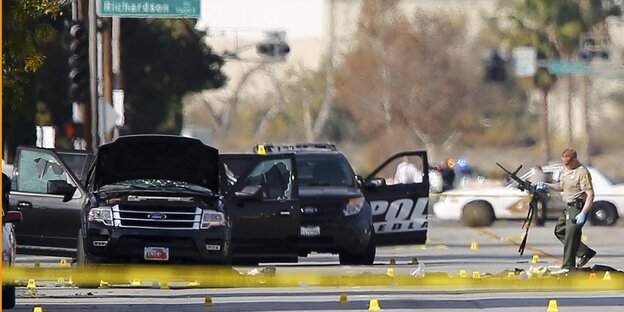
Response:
[17,150,71,194]
[246,159,293,200]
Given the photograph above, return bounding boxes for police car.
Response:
[433,164,622,227]
[253,143,430,265]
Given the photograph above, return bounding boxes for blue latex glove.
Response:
[575,212,587,225]
[536,181,548,191]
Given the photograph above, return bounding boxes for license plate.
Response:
[144,247,169,261]
[300,226,320,237]
[205,244,221,251]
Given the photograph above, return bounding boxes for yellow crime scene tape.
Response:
[3,264,623,291]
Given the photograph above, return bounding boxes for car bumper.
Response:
[298,216,372,254]
[84,225,230,264]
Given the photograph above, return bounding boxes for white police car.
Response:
[433,164,623,227]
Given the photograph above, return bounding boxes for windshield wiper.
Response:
[307,182,333,186]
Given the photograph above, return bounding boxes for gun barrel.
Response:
[496,162,511,174]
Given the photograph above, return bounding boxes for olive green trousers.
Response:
[553,205,594,269]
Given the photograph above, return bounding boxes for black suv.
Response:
[9,135,302,265]
[78,135,230,264]
[254,143,430,265]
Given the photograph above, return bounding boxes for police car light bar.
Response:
[254,143,337,153]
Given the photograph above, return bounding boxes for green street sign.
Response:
[548,61,591,75]
[98,0,200,18]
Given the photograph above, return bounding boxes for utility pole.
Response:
[111,16,126,138]
[102,18,112,126]
[312,0,336,140]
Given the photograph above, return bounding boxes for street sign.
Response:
[512,47,537,77]
[548,61,591,75]
[98,0,200,18]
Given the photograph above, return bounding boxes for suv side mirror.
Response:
[47,180,77,202]
[235,185,263,201]
[355,175,364,188]
[366,177,387,188]
[3,211,23,223]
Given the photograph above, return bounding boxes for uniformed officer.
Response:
[537,147,596,273]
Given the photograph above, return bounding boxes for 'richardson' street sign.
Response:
[98,0,200,18]
[548,61,591,75]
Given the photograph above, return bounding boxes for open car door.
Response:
[220,153,300,263]
[362,151,429,246]
[8,147,93,256]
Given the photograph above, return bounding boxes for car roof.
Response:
[253,143,343,156]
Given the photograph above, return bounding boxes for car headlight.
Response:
[201,210,226,229]
[87,207,113,226]
[343,197,365,216]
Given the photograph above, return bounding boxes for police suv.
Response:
[253,143,430,265]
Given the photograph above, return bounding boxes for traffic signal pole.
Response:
[88,0,99,151]
[71,0,93,151]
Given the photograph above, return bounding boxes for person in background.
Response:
[528,165,549,226]
[528,165,546,185]
[536,147,596,273]
[394,156,422,184]
[438,161,456,191]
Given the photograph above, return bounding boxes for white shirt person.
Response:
[394,156,422,184]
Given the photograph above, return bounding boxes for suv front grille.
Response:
[112,203,201,230]
[300,200,345,226]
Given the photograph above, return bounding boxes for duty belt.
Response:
[567,198,584,208]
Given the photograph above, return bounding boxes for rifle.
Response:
[496,163,547,255]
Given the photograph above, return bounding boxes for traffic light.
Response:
[255,31,290,58]
[485,50,506,82]
[67,21,90,103]
[256,41,290,58]
[64,122,84,139]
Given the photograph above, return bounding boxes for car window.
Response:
[370,154,425,185]
[297,155,355,186]
[227,159,294,200]
[58,152,91,180]
[595,168,619,184]
[16,149,75,194]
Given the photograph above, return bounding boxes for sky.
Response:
[199,0,325,39]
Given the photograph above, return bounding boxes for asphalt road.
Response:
[8,218,624,311]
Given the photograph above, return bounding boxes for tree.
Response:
[193,62,267,144]
[498,0,560,163]
[2,0,65,162]
[121,19,226,134]
[335,1,482,158]
[498,0,620,163]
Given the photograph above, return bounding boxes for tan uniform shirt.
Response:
[561,165,593,203]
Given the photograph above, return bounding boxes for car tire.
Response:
[76,231,91,265]
[2,285,16,309]
[339,232,376,265]
[75,231,100,288]
[462,201,495,227]
[219,243,232,265]
[533,198,547,226]
[589,202,618,226]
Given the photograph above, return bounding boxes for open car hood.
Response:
[91,135,218,193]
